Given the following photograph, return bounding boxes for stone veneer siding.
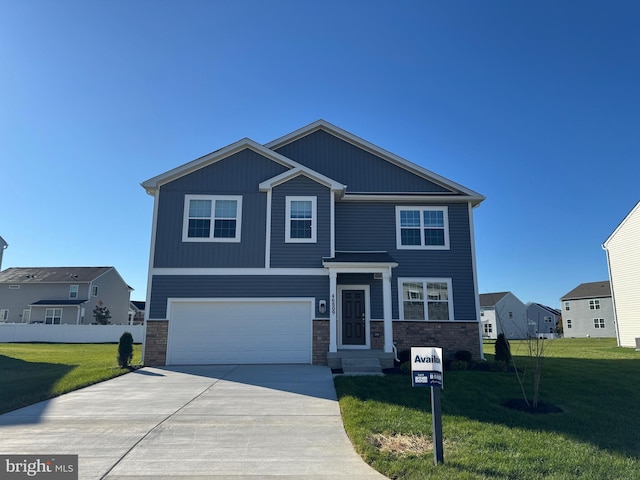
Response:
[144,320,168,366]
[313,319,329,365]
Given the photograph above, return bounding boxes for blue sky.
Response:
[1,1,638,308]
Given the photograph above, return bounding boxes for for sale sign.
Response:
[411,347,443,388]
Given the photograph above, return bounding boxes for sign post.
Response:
[411,346,444,465]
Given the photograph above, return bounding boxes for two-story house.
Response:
[526,303,562,338]
[0,267,133,325]
[479,292,529,340]
[603,200,640,348]
[142,120,485,368]
[560,281,616,338]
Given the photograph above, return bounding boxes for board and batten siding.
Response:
[605,202,640,347]
[148,275,329,320]
[274,130,451,193]
[269,176,332,268]
[335,201,477,321]
[153,149,288,268]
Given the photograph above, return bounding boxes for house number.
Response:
[331,294,336,314]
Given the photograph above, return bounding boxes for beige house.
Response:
[603,201,640,348]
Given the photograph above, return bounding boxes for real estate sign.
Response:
[411,347,443,388]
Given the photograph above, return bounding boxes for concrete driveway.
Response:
[0,364,387,479]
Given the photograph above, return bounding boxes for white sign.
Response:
[411,347,443,388]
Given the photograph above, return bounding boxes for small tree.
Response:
[495,333,511,364]
[93,300,111,325]
[117,331,134,368]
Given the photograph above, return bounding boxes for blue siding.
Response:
[149,275,329,319]
[154,149,288,268]
[335,201,477,320]
[270,176,332,268]
[274,130,451,193]
[337,273,383,319]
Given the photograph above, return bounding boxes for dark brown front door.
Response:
[342,290,366,345]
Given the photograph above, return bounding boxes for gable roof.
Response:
[258,167,346,193]
[0,267,114,284]
[479,292,511,307]
[266,119,485,205]
[603,200,640,249]
[530,303,561,316]
[142,120,485,206]
[561,281,611,300]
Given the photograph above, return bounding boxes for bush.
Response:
[495,333,512,364]
[117,331,134,368]
[455,350,473,362]
[450,359,469,371]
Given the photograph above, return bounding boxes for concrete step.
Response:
[342,364,383,374]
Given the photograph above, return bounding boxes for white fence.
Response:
[0,324,145,343]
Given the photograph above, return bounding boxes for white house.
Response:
[480,292,529,339]
[560,281,615,338]
[603,201,640,348]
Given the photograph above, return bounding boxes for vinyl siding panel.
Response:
[270,176,332,268]
[149,275,328,319]
[606,204,640,347]
[153,149,288,268]
[274,130,451,193]
[335,201,477,321]
[563,298,616,338]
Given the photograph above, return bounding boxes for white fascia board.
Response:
[603,200,640,249]
[265,119,485,204]
[259,167,346,192]
[141,138,305,195]
[322,262,398,271]
[342,194,485,205]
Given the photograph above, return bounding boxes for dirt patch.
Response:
[368,432,434,456]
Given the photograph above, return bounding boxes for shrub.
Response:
[454,350,473,363]
[117,331,134,368]
[495,333,512,364]
[450,359,469,371]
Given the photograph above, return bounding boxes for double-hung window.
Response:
[593,318,605,329]
[183,195,242,242]
[396,206,449,249]
[0,309,8,322]
[45,308,62,325]
[69,285,78,299]
[398,278,453,321]
[286,196,316,243]
[589,299,600,310]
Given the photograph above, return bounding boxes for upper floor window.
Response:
[69,285,78,299]
[589,299,600,310]
[544,316,552,323]
[398,278,453,321]
[91,285,99,297]
[564,301,570,311]
[286,196,316,243]
[183,195,242,242]
[396,206,449,249]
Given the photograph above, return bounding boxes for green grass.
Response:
[335,338,640,480]
[0,343,142,414]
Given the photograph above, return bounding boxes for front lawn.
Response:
[335,338,640,480]
[0,343,142,414]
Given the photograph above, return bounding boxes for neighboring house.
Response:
[603,201,640,348]
[0,236,7,271]
[526,303,562,337]
[0,267,133,325]
[141,119,485,367]
[560,281,615,338]
[129,300,146,325]
[479,292,529,340]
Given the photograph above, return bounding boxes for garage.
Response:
[166,298,314,365]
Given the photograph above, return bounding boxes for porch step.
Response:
[341,356,383,374]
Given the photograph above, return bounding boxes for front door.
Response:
[342,290,366,345]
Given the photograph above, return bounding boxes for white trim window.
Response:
[589,299,600,310]
[45,308,62,325]
[183,195,242,242]
[593,318,605,329]
[0,309,8,322]
[396,206,449,249]
[69,285,79,299]
[23,309,31,323]
[564,301,570,311]
[286,196,317,243]
[566,319,572,328]
[398,278,454,321]
[92,285,99,297]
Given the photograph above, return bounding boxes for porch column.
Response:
[329,270,338,353]
[382,269,393,353]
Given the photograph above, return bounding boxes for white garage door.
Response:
[166,299,313,365]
